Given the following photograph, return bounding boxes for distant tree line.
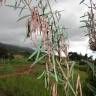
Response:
[68,52,96,65]
[0,47,14,59]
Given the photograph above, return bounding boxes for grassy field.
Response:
[0,57,94,96]
[0,64,65,96]
[0,65,89,96]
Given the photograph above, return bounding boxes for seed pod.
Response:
[27,19,31,38]
[0,0,6,5]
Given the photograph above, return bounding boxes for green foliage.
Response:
[0,60,94,96]
[0,58,31,65]
[17,14,31,21]
[0,64,83,96]
[0,76,51,96]
[0,65,14,74]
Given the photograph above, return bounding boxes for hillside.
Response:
[0,42,34,54]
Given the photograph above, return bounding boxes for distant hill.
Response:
[0,42,34,54]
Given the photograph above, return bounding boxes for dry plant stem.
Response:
[56,59,77,96]
[62,47,70,77]
[65,57,70,76]
[27,0,32,5]
[46,63,50,88]
[46,0,57,28]
[23,0,32,11]
[76,74,82,96]
[51,82,57,96]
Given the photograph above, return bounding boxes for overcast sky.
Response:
[0,0,96,58]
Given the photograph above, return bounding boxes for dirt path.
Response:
[0,64,34,78]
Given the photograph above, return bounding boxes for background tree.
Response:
[80,0,96,51]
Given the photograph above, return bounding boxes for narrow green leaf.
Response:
[81,59,95,75]
[80,15,87,18]
[49,71,63,82]
[80,20,88,22]
[69,62,75,75]
[5,5,14,8]
[17,14,31,21]
[37,71,45,79]
[45,73,47,88]
[28,51,38,60]
[35,50,41,61]
[80,25,87,28]
[19,5,26,16]
[87,83,96,94]
[52,53,58,82]
[56,59,77,96]
[5,3,27,9]
[30,54,47,68]
[80,0,85,4]
[34,54,47,64]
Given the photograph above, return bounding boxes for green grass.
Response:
[0,59,93,96]
[0,58,32,65]
[0,67,88,96]
[0,75,67,96]
[0,63,51,96]
[0,64,14,74]
[0,75,50,96]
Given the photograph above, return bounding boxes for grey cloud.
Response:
[0,5,28,46]
[0,0,93,55]
[0,6,27,29]
[52,0,88,41]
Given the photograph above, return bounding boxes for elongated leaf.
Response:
[80,15,88,18]
[81,59,95,75]
[32,54,47,66]
[5,4,23,9]
[34,54,47,64]
[14,0,22,9]
[17,14,31,21]
[28,51,38,60]
[80,0,85,4]
[14,1,18,9]
[80,20,88,22]
[49,71,64,82]
[56,59,77,96]
[69,62,75,75]
[45,73,47,88]
[19,5,26,16]
[80,25,88,28]
[30,54,47,68]
[87,83,96,94]
[35,50,41,61]
[85,33,89,36]
[52,53,58,82]
[37,71,45,79]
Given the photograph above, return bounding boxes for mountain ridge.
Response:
[0,42,34,54]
